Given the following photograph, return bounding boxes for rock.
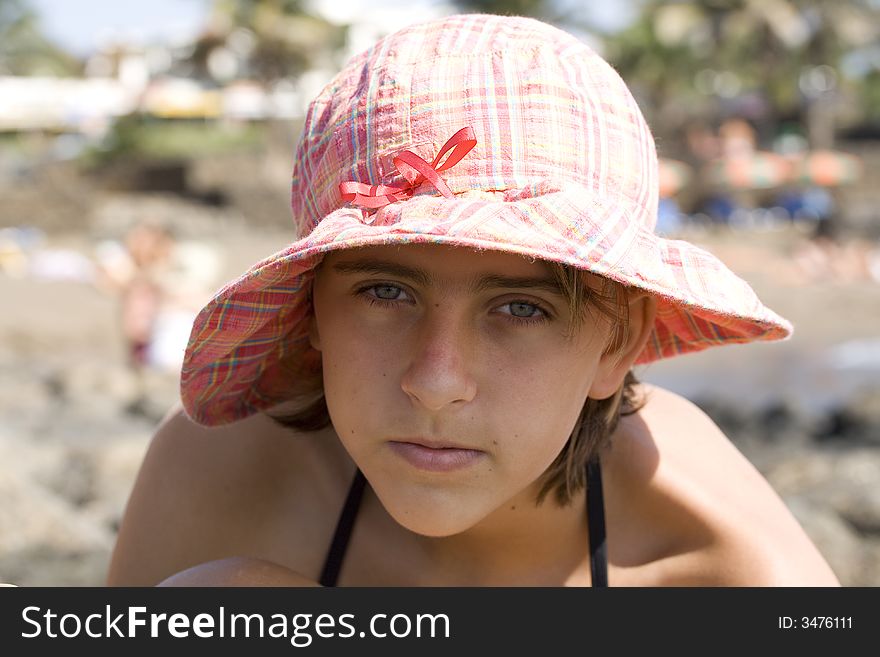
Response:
[86,435,151,533]
[41,447,97,508]
[860,537,880,587]
[0,373,54,422]
[0,545,110,587]
[818,450,880,535]
[0,466,112,556]
[767,448,880,536]
[764,452,837,495]
[58,360,141,409]
[782,495,869,586]
[820,388,880,447]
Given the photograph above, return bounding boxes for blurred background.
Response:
[1,0,878,586]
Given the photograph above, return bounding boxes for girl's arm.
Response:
[158,557,321,587]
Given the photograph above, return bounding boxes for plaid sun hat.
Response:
[181,14,792,426]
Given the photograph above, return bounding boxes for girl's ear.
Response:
[588,291,657,400]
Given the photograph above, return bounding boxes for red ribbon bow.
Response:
[339,127,477,210]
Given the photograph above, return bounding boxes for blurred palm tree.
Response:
[604,0,879,147]
[451,0,557,20]
[189,0,347,83]
[0,0,80,76]
[456,0,618,35]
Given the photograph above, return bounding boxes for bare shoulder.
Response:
[107,404,351,586]
[604,382,840,586]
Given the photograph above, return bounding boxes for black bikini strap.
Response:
[319,468,367,587]
[586,458,608,587]
[322,464,606,587]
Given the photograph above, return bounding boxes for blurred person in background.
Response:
[95,221,175,413]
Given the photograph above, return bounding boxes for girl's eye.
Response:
[358,284,411,306]
[506,302,541,318]
[497,301,549,324]
[373,285,405,300]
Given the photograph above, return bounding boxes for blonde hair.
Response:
[268,262,645,507]
[532,264,644,506]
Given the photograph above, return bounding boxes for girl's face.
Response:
[310,244,629,537]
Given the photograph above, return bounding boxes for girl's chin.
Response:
[371,486,488,537]
[387,513,477,538]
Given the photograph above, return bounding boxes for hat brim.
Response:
[181,188,792,425]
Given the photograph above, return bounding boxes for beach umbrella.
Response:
[789,150,862,187]
[658,158,693,198]
[704,151,792,190]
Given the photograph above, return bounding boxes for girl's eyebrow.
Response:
[331,259,566,296]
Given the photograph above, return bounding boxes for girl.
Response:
[107,14,839,587]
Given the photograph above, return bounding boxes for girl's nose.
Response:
[399,313,477,412]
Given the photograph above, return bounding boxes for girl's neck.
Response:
[396,481,591,585]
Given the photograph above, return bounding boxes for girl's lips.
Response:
[388,441,485,472]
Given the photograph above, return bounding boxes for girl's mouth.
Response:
[387,441,485,472]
